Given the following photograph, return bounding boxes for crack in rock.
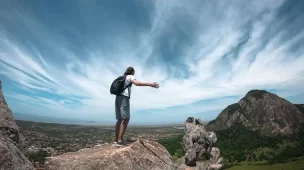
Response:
[139,140,176,169]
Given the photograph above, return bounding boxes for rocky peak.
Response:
[243,89,268,100]
[206,90,304,136]
[0,80,34,170]
[176,117,223,170]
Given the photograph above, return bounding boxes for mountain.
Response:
[206,90,304,136]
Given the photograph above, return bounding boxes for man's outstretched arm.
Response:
[132,79,159,88]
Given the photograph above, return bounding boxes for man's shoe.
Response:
[117,140,128,146]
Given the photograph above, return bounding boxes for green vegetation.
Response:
[295,104,304,113]
[158,123,304,169]
[158,135,184,160]
[208,119,216,125]
[199,151,212,161]
[215,123,304,168]
[215,123,283,163]
[273,119,286,129]
[28,150,50,164]
[245,89,267,100]
[223,103,242,117]
[226,156,304,170]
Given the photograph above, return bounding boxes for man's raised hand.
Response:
[151,82,159,88]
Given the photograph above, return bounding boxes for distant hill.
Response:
[206,90,304,136]
[12,113,113,125]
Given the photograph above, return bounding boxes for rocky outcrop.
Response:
[206,90,304,136]
[176,117,223,170]
[44,117,223,170]
[44,139,176,170]
[0,80,34,170]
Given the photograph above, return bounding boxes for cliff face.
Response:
[206,90,304,136]
[0,80,34,170]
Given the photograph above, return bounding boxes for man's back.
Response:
[121,75,136,97]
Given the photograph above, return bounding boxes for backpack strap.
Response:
[123,81,132,90]
[125,82,132,99]
[123,75,132,99]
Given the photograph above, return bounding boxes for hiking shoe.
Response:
[112,141,127,147]
[117,140,128,146]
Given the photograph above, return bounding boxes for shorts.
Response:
[115,95,130,120]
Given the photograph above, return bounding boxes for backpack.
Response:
[110,75,132,96]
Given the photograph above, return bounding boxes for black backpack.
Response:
[110,75,132,96]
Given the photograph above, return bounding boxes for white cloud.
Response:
[1,0,304,122]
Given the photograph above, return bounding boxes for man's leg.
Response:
[117,95,130,143]
[115,119,122,142]
[114,95,123,143]
[118,118,129,142]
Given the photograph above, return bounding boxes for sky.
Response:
[1,0,304,125]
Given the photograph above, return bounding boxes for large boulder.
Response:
[0,80,34,170]
[44,139,177,170]
[177,117,223,170]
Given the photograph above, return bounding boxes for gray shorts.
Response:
[115,95,130,120]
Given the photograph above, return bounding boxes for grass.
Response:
[226,156,304,170]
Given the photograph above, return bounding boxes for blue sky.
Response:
[1,0,304,125]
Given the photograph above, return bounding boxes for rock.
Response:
[0,138,34,170]
[207,164,223,170]
[208,147,223,170]
[216,158,223,164]
[185,149,196,166]
[209,147,220,164]
[178,117,224,170]
[186,117,194,123]
[44,139,176,170]
[0,81,34,170]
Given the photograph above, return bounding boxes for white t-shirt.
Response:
[121,75,136,97]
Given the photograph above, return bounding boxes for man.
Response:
[113,67,159,146]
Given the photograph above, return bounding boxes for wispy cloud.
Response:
[0,0,304,123]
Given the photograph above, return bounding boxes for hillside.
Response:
[206,90,304,136]
[295,104,304,114]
